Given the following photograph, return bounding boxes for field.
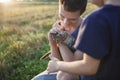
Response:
[0,1,98,80]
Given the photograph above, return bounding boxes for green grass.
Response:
[0,1,98,80]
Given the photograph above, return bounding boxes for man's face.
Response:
[58,5,81,32]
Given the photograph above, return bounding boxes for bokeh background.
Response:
[0,0,98,80]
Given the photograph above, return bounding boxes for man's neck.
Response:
[105,0,120,6]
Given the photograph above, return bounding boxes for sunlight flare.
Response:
[0,0,11,3]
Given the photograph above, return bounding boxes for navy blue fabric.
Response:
[71,26,80,39]
[76,5,120,80]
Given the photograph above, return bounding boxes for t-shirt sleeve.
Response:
[75,14,111,59]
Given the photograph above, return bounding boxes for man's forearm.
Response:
[56,53,100,75]
[59,44,75,61]
[51,46,62,60]
[59,44,83,61]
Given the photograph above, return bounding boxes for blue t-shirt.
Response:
[75,5,120,80]
[71,26,80,39]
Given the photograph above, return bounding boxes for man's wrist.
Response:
[57,61,61,71]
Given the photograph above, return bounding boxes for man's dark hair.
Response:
[59,0,87,15]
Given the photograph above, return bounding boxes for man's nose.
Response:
[63,18,70,25]
[62,19,70,31]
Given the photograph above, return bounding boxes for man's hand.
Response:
[47,57,60,73]
[48,21,62,47]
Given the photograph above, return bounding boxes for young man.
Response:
[32,0,87,80]
[47,0,120,80]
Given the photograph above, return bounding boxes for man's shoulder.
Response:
[83,9,107,26]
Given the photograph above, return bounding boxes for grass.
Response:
[0,1,98,80]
